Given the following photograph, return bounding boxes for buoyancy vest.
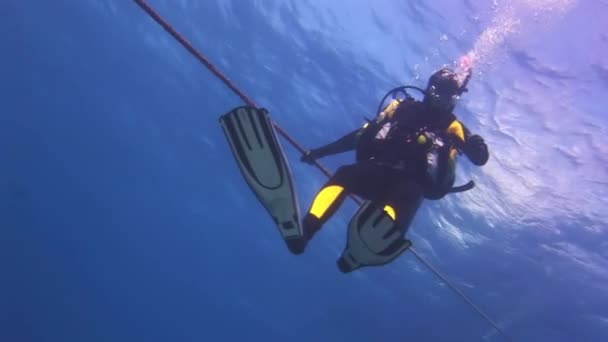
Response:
[356,99,472,199]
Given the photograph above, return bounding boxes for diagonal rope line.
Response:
[409,250,512,341]
[133,1,511,340]
[132,0,337,179]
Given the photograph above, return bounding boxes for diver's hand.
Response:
[301,149,320,165]
[464,134,489,166]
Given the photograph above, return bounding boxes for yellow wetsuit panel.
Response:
[447,120,465,159]
[309,185,345,219]
[447,120,465,142]
[383,205,396,221]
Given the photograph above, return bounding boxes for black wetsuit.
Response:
[287,99,488,254]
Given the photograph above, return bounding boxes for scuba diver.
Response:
[286,67,490,259]
[220,65,489,272]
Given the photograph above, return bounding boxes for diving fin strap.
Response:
[449,180,475,194]
[337,201,412,273]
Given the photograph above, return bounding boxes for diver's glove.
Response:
[463,134,489,166]
[301,149,321,165]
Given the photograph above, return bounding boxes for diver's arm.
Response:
[301,99,400,164]
[314,128,362,156]
[461,124,489,166]
[301,127,363,163]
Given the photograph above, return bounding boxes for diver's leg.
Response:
[382,179,424,236]
[287,161,385,254]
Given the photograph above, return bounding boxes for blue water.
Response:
[2,1,607,341]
